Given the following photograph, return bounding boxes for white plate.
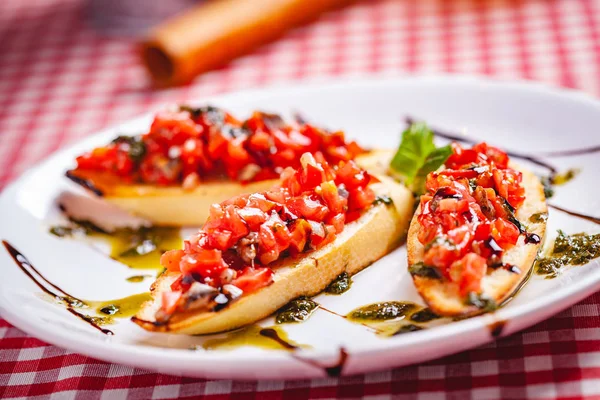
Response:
[1,76,599,380]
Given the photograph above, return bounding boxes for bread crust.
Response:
[67,151,387,226]
[407,162,547,317]
[132,175,414,334]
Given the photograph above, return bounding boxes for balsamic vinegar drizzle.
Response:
[488,319,506,337]
[259,328,300,350]
[2,240,114,335]
[404,117,599,184]
[524,233,541,244]
[65,170,104,197]
[404,117,560,176]
[548,204,600,225]
[542,146,600,157]
[291,348,349,377]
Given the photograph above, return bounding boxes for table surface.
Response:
[1,0,600,398]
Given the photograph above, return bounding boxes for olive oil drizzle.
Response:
[50,205,181,270]
[202,325,303,351]
[200,324,348,376]
[2,240,114,335]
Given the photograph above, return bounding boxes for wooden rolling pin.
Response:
[141,0,353,86]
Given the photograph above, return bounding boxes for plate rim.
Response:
[1,74,600,376]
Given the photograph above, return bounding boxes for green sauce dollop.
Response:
[535,230,600,278]
[325,272,352,295]
[276,297,319,324]
[347,301,417,321]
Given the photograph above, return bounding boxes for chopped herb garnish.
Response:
[373,195,393,206]
[466,292,497,312]
[49,226,75,237]
[180,105,223,125]
[112,136,147,163]
[409,262,442,279]
[541,176,555,199]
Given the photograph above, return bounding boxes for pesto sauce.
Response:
[408,262,442,279]
[535,230,600,278]
[529,212,548,224]
[201,325,306,351]
[409,307,440,323]
[275,297,319,324]
[466,292,497,312]
[392,324,423,336]
[325,272,352,295]
[347,302,417,321]
[346,302,438,337]
[49,220,181,270]
[541,176,555,199]
[552,169,579,185]
[541,169,580,199]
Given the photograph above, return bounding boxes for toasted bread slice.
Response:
[407,162,547,317]
[132,175,414,334]
[66,151,387,226]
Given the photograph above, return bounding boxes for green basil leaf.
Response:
[390,122,452,194]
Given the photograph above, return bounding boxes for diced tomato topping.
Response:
[161,291,183,315]
[231,267,274,293]
[286,196,329,221]
[161,250,185,272]
[417,142,528,299]
[74,107,366,186]
[448,253,487,296]
[157,154,376,317]
[288,219,311,253]
[490,218,520,249]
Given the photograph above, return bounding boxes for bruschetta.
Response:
[132,153,414,334]
[66,106,374,226]
[406,142,547,317]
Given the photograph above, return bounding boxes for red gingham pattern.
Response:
[1,0,600,398]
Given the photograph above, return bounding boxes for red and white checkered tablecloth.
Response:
[1,0,600,398]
